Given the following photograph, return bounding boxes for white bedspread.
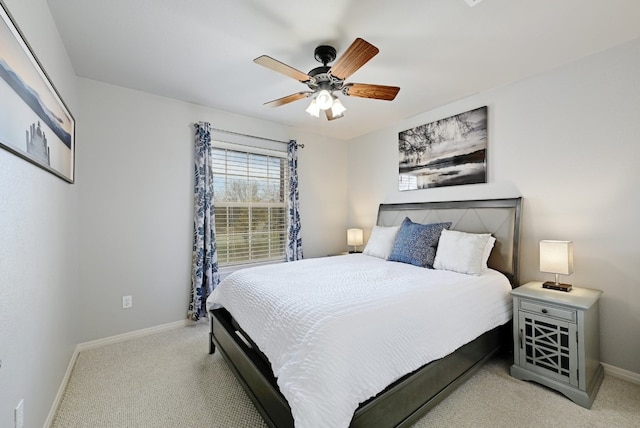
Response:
[206,254,512,428]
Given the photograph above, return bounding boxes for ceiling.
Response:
[46,0,640,141]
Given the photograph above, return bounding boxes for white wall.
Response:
[0,0,79,427]
[347,38,640,374]
[75,78,347,342]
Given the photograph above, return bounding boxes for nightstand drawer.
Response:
[520,299,576,322]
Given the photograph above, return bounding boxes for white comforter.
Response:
[206,254,512,428]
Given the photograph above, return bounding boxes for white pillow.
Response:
[362,226,400,259]
[482,236,496,270]
[433,229,494,275]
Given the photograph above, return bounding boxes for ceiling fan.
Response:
[254,38,400,121]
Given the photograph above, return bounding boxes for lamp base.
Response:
[542,281,572,292]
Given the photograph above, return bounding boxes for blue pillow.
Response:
[388,218,452,268]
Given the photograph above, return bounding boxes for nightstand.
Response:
[510,281,604,408]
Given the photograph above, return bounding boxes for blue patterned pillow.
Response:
[388,218,452,268]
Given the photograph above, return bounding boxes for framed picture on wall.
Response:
[398,106,487,191]
[0,2,75,183]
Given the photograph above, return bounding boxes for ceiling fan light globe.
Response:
[315,90,333,110]
[331,98,346,116]
[306,99,320,117]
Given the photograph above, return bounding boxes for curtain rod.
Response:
[209,126,304,148]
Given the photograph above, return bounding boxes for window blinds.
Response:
[212,147,288,266]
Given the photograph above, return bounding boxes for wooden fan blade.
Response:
[254,55,311,82]
[264,92,310,107]
[325,108,344,121]
[343,83,400,101]
[328,38,379,80]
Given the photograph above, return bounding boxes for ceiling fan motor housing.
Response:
[306,70,343,93]
[308,45,344,93]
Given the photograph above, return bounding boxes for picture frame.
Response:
[399,106,487,191]
[0,1,75,183]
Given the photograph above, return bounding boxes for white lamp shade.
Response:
[347,228,364,246]
[539,240,574,275]
[331,97,346,116]
[305,99,320,117]
[315,90,333,110]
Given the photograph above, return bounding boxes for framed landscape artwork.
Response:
[0,2,75,183]
[399,106,487,191]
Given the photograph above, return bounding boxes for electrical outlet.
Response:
[15,399,24,428]
[122,295,132,309]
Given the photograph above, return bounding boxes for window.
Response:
[212,146,288,267]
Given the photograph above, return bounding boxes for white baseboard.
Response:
[76,319,193,352]
[43,346,80,428]
[44,319,194,427]
[602,363,640,385]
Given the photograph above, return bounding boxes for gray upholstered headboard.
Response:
[376,198,522,287]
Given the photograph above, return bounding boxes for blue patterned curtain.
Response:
[188,122,220,321]
[286,140,303,261]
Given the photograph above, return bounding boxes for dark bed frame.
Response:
[209,197,522,428]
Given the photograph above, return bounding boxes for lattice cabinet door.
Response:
[518,311,578,386]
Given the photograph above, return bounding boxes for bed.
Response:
[207,197,522,428]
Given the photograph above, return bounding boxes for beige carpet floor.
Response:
[52,322,640,427]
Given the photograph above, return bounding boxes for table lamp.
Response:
[539,240,574,291]
[347,228,364,253]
